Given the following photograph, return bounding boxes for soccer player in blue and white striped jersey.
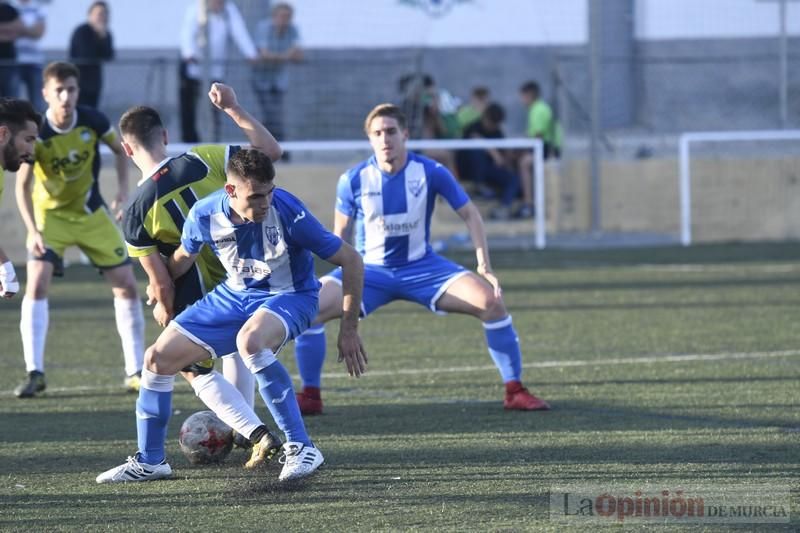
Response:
[97,149,366,484]
[293,103,549,414]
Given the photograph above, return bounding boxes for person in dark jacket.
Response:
[68,1,113,108]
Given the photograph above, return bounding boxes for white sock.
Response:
[114,297,145,377]
[222,353,256,408]
[191,371,263,439]
[20,297,48,373]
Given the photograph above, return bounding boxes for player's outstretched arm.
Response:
[167,245,199,281]
[456,201,502,299]
[207,82,282,162]
[325,241,367,377]
[14,162,45,256]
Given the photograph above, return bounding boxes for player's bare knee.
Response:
[109,277,139,300]
[479,293,507,322]
[236,328,262,359]
[27,282,48,299]
[25,269,50,299]
[145,345,178,375]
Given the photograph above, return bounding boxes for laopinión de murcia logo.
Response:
[551,484,790,524]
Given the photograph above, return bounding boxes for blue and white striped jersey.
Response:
[336,152,470,267]
[182,188,342,294]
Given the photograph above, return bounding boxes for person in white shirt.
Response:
[179,0,257,143]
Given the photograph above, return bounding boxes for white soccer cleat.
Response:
[278,442,324,482]
[96,454,173,484]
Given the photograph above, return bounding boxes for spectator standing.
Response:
[252,2,302,150]
[180,0,258,143]
[68,1,113,109]
[519,80,561,159]
[517,80,561,219]
[14,0,46,111]
[0,1,22,97]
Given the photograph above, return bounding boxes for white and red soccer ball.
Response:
[178,410,234,465]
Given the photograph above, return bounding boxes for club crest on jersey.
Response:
[80,130,92,143]
[264,225,281,246]
[398,0,470,17]
[407,175,425,197]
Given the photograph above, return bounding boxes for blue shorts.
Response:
[172,282,318,358]
[323,252,468,316]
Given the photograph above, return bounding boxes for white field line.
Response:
[321,349,800,379]
[2,349,798,397]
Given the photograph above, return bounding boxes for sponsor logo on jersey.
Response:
[264,225,281,246]
[376,217,420,235]
[213,235,236,246]
[50,149,90,177]
[230,258,272,278]
[293,210,306,224]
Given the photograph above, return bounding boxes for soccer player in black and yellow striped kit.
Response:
[14,62,144,398]
[119,82,284,466]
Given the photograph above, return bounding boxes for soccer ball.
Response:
[178,410,234,465]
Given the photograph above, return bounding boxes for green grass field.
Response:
[1,243,799,531]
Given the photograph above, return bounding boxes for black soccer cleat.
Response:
[14,370,46,399]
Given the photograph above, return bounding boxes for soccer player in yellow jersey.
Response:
[14,61,145,398]
[0,98,39,299]
[118,83,285,463]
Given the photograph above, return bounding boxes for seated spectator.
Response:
[456,85,490,133]
[400,74,458,177]
[515,80,562,219]
[456,102,524,220]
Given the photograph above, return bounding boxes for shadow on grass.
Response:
[3,393,798,458]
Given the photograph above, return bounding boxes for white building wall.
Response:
[36,0,798,52]
[635,0,799,40]
[39,0,588,50]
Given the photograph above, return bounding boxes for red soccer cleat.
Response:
[296,386,323,415]
[504,381,550,411]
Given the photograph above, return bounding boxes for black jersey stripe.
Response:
[163,199,186,231]
[179,187,199,209]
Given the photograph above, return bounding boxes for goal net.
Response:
[679,130,800,245]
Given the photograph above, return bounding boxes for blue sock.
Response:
[295,325,326,388]
[254,361,311,445]
[484,316,522,382]
[135,375,174,464]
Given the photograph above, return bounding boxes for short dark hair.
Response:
[520,81,541,98]
[364,103,407,135]
[0,97,41,133]
[119,106,164,149]
[272,2,293,15]
[472,86,490,99]
[89,1,108,13]
[43,61,80,85]
[483,102,505,124]
[227,149,276,184]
